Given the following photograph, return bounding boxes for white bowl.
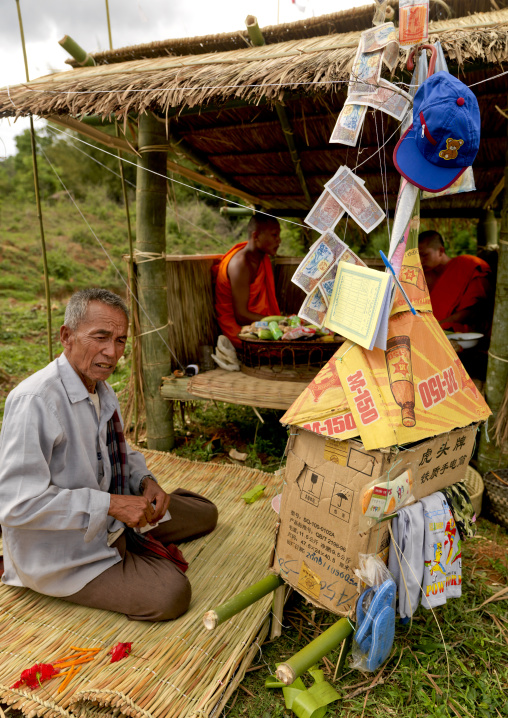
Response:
[447,332,484,349]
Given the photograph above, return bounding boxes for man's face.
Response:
[60,301,128,392]
[419,241,443,271]
[254,222,281,257]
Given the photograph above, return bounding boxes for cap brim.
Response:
[393,126,467,193]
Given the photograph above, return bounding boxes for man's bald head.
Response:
[418,230,445,250]
[418,231,447,271]
[247,214,281,257]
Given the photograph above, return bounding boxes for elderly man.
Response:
[0,288,217,621]
[214,214,282,347]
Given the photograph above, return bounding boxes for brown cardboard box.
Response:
[272,423,478,616]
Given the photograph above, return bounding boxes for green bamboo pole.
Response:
[58,35,95,66]
[203,574,284,630]
[103,2,140,445]
[15,0,52,363]
[477,115,508,471]
[219,207,255,217]
[136,111,174,451]
[275,617,354,685]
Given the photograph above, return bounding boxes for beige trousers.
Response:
[64,488,218,621]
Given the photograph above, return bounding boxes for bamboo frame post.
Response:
[270,583,286,639]
[15,0,53,363]
[478,115,508,471]
[275,617,354,685]
[136,111,174,451]
[203,574,284,630]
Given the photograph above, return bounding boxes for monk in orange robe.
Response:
[214,215,281,347]
[418,230,493,333]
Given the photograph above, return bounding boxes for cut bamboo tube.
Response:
[203,574,284,630]
[58,35,95,66]
[275,617,354,685]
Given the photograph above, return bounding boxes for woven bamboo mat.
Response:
[187,368,307,410]
[0,452,282,718]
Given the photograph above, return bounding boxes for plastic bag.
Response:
[358,467,415,533]
[351,554,396,672]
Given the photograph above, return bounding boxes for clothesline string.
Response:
[37,143,186,372]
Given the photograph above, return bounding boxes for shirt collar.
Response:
[57,354,117,414]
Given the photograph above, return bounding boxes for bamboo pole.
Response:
[245,16,313,209]
[275,617,354,685]
[58,35,95,66]
[477,114,508,471]
[15,0,52,363]
[103,0,141,444]
[136,112,174,451]
[203,574,284,630]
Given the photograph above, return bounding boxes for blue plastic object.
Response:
[354,579,396,671]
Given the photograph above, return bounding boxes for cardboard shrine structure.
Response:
[272,238,491,616]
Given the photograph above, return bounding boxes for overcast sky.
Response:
[0,0,368,157]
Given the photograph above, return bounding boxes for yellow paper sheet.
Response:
[323,263,391,349]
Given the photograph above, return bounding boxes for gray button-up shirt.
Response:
[0,354,155,597]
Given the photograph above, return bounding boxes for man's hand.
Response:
[108,494,156,529]
[141,477,171,524]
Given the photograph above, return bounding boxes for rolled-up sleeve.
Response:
[0,393,110,542]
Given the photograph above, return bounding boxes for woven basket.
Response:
[483,468,508,529]
[463,465,484,518]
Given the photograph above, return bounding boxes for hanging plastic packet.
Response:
[358,466,415,532]
[268,321,283,340]
[351,554,396,672]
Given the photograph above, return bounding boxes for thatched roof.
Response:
[1,3,507,215]
[3,7,508,119]
[63,0,505,67]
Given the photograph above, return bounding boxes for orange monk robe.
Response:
[214,242,281,347]
[429,254,493,333]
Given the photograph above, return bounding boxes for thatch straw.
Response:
[62,2,500,68]
[0,451,282,718]
[169,368,310,410]
[2,8,508,120]
[165,256,219,368]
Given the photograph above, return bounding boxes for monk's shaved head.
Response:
[247,214,280,238]
[418,230,445,250]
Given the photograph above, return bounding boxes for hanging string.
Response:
[48,123,307,229]
[37,143,186,371]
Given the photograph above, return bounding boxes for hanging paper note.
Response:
[304,189,345,232]
[326,166,385,234]
[324,263,392,351]
[399,0,429,47]
[298,285,328,327]
[291,230,347,294]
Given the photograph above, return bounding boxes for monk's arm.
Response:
[228,258,265,325]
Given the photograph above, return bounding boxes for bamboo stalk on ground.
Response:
[203,574,284,629]
[275,617,354,685]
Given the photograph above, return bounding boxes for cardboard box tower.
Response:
[272,239,491,616]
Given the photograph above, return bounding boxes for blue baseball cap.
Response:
[393,71,480,193]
